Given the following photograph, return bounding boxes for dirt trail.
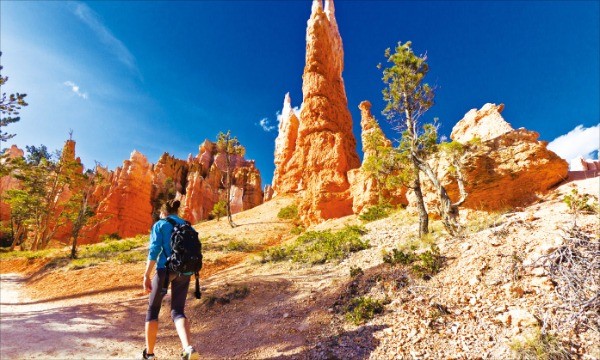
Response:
[0,273,144,359]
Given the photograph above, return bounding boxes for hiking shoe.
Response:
[181,345,199,360]
[142,348,156,360]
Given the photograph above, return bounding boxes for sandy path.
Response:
[0,273,145,359]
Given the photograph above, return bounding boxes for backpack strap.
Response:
[161,216,177,295]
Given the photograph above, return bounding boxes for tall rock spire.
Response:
[272,0,359,223]
[272,92,300,193]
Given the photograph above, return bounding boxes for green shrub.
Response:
[290,225,305,235]
[349,266,364,277]
[225,240,255,252]
[359,204,392,222]
[509,329,570,360]
[383,245,443,280]
[116,251,147,264]
[210,200,228,221]
[345,296,384,325]
[260,225,369,264]
[100,232,121,242]
[563,189,598,214]
[277,205,298,220]
[382,248,415,265]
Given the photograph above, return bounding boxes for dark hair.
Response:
[161,199,180,215]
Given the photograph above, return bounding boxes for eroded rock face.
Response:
[85,151,154,242]
[272,93,301,194]
[179,140,263,224]
[450,103,513,143]
[273,0,360,223]
[349,101,406,214]
[413,104,568,213]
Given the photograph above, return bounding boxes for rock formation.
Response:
[272,93,301,194]
[272,0,360,223]
[180,140,263,224]
[450,103,513,143]
[85,151,155,242]
[415,103,568,213]
[349,101,406,213]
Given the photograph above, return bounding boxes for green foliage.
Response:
[509,330,570,360]
[225,239,255,252]
[382,248,415,265]
[260,226,369,264]
[345,296,384,325]
[383,244,443,280]
[563,189,598,214]
[277,204,298,220]
[100,232,121,242]
[290,225,305,235]
[349,266,364,277]
[210,200,227,221]
[1,51,29,142]
[359,204,392,222]
[216,130,246,228]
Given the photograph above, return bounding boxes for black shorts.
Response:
[145,269,191,322]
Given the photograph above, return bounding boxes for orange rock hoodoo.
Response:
[348,101,407,214]
[273,0,360,223]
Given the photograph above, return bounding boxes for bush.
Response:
[345,296,384,325]
[290,225,305,235]
[211,200,228,221]
[260,226,369,264]
[509,330,570,360]
[563,189,598,214]
[100,232,121,242]
[349,266,364,277]
[383,245,443,280]
[359,204,392,222]
[225,240,255,252]
[277,205,298,220]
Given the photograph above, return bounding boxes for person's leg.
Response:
[170,274,192,348]
[145,269,166,354]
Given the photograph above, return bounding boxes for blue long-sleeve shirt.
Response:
[148,215,186,269]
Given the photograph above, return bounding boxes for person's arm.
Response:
[144,222,163,293]
[143,259,156,293]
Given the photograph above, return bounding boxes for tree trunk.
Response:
[417,160,461,236]
[225,152,235,228]
[411,158,429,237]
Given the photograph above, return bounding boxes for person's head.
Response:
[160,199,180,218]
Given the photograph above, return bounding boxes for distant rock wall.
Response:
[0,138,263,245]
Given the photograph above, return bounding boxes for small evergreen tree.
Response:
[380,41,467,236]
[0,52,28,143]
[216,131,245,228]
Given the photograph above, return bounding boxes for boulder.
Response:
[411,103,568,213]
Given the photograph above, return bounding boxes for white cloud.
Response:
[72,2,139,76]
[258,118,276,132]
[63,81,89,99]
[548,124,600,162]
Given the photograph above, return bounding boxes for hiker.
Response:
[142,199,198,360]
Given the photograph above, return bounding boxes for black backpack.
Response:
[162,217,203,299]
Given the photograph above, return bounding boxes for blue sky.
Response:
[1,0,598,185]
